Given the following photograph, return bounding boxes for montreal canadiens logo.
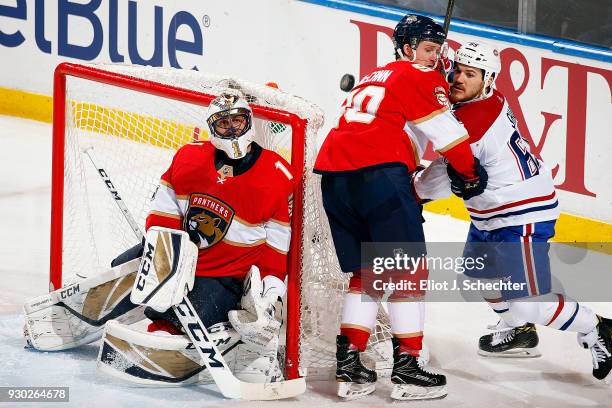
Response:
[434,86,450,108]
[184,194,235,249]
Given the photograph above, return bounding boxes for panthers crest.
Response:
[184,194,235,249]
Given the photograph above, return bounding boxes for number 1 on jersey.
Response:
[275,161,293,180]
[336,85,386,126]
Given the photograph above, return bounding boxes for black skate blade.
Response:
[478,347,541,358]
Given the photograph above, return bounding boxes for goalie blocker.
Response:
[22,223,200,352]
[23,226,282,358]
[129,227,285,340]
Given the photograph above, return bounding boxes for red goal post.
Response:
[50,62,392,381]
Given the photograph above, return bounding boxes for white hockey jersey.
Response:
[414,90,560,231]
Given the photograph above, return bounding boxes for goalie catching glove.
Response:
[228,267,286,350]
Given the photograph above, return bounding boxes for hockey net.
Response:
[51,63,392,380]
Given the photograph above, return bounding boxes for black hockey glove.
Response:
[447,157,488,200]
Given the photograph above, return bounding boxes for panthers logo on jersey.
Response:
[434,86,450,108]
[184,193,235,249]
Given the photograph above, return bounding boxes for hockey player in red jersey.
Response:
[103,93,296,385]
[24,94,295,386]
[143,93,293,340]
[414,41,612,384]
[314,14,488,400]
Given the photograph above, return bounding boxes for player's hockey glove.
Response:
[447,157,488,200]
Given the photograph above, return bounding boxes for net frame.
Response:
[51,62,316,379]
[50,63,393,382]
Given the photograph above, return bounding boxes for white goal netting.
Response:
[54,63,392,377]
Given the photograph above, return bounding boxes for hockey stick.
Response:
[174,295,305,399]
[85,149,306,400]
[23,258,141,314]
[442,0,456,36]
[82,146,143,241]
[25,149,144,314]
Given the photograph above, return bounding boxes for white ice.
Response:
[0,115,610,407]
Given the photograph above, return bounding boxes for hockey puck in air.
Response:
[339,74,355,92]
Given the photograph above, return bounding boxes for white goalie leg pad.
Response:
[228,266,285,351]
[97,319,242,386]
[23,258,144,351]
[98,318,282,386]
[130,227,198,312]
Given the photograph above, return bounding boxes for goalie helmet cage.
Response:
[50,62,393,381]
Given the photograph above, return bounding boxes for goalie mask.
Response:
[454,41,501,100]
[206,94,255,159]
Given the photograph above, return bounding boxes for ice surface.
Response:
[0,115,610,407]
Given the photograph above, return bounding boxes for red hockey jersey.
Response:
[314,60,470,174]
[146,141,294,280]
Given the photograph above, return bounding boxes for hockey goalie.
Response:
[23,93,298,395]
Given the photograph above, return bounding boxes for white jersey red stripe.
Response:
[414,90,560,230]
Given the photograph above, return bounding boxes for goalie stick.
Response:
[24,258,140,314]
[28,148,144,312]
[82,146,143,242]
[173,294,305,399]
[85,148,306,400]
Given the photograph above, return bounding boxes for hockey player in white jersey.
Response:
[414,41,612,384]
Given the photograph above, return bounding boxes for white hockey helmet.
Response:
[454,41,501,99]
[206,93,255,159]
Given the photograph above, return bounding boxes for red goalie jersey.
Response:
[314,60,474,177]
[146,141,294,281]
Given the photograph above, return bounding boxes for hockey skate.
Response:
[390,338,447,400]
[479,323,541,358]
[578,315,612,384]
[335,335,377,400]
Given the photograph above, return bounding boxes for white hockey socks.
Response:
[478,277,526,328]
[340,292,378,351]
[508,293,598,334]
